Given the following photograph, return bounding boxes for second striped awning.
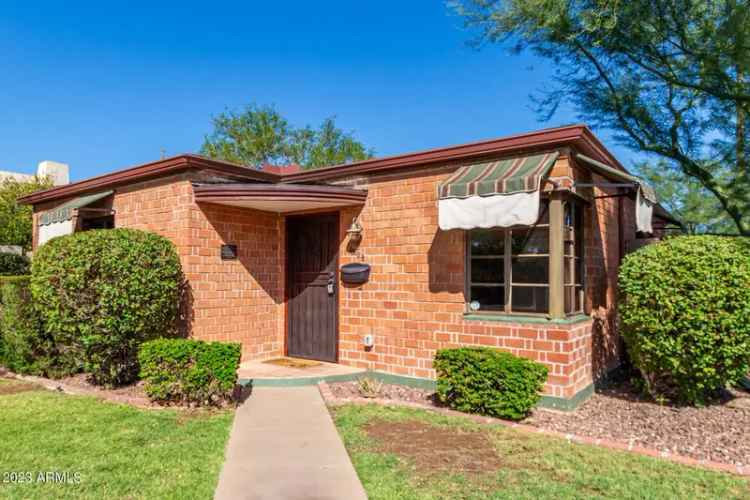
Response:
[437,152,559,230]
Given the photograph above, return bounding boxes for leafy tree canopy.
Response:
[453,0,750,235]
[0,177,52,250]
[200,104,374,169]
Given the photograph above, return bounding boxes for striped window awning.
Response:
[576,154,657,234]
[438,152,559,230]
[39,190,113,226]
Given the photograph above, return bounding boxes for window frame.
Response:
[563,198,585,315]
[75,207,115,232]
[465,193,586,318]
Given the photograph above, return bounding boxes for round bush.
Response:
[31,229,183,386]
[434,347,548,420]
[619,235,750,404]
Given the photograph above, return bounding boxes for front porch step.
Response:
[237,358,366,387]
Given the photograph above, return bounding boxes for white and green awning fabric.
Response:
[38,190,113,226]
[575,154,657,234]
[438,152,560,230]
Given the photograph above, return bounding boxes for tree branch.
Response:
[574,40,749,233]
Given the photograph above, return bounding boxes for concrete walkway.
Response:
[214,386,367,500]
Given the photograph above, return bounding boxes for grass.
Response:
[0,378,234,499]
[332,404,750,500]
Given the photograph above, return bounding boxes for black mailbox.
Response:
[221,244,238,260]
[341,263,370,284]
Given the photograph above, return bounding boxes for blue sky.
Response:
[0,1,635,181]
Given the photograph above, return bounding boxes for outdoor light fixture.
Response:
[346,216,363,241]
[363,334,374,348]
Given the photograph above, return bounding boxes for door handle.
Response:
[327,272,335,295]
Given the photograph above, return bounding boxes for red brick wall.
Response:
[113,175,285,361]
[334,157,627,398]
[584,173,635,378]
[32,152,634,398]
[34,174,285,362]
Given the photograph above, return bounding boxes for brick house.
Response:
[20,125,679,407]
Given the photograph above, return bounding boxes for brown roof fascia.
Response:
[193,183,368,202]
[281,124,625,183]
[18,154,279,206]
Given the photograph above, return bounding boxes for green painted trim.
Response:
[366,371,437,391]
[238,366,594,411]
[741,377,750,391]
[463,313,590,325]
[238,372,363,387]
[364,370,594,411]
[538,383,594,411]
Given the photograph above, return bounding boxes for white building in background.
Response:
[0,160,70,186]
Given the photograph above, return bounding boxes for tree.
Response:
[635,161,736,234]
[453,0,750,235]
[201,104,374,169]
[0,177,52,250]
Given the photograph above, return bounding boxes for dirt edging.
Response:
[317,381,749,478]
[3,371,172,410]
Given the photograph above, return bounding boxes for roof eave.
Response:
[18,154,279,206]
[192,182,368,202]
[281,124,621,183]
[19,125,627,206]
[653,204,684,227]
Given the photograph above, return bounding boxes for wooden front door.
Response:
[286,213,339,362]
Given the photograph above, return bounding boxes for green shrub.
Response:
[619,236,750,404]
[0,253,29,276]
[31,229,183,386]
[0,276,66,376]
[138,338,241,406]
[434,347,548,420]
[0,176,52,250]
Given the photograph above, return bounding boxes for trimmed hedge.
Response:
[434,347,548,420]
[138,339,241,406]
[0,276,63,376]
[0,253,29,276]
[619,236,750,404]
[31,229,183,386]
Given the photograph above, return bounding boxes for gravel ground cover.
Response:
[526,381,750,467]
[329,378,750,467]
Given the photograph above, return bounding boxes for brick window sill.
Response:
[462,313,590,325]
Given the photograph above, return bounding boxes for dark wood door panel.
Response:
[287,214,338,362]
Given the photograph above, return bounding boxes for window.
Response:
[564,200,584,314]
[467,197,584,316]
[76,199,114,232]
[468,201,550,314]
[80,214,115,231]
[77,206,115,232]
[468,230,505,311]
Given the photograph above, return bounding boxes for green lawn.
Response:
[0,379,234,499]
[332,404,750,500]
